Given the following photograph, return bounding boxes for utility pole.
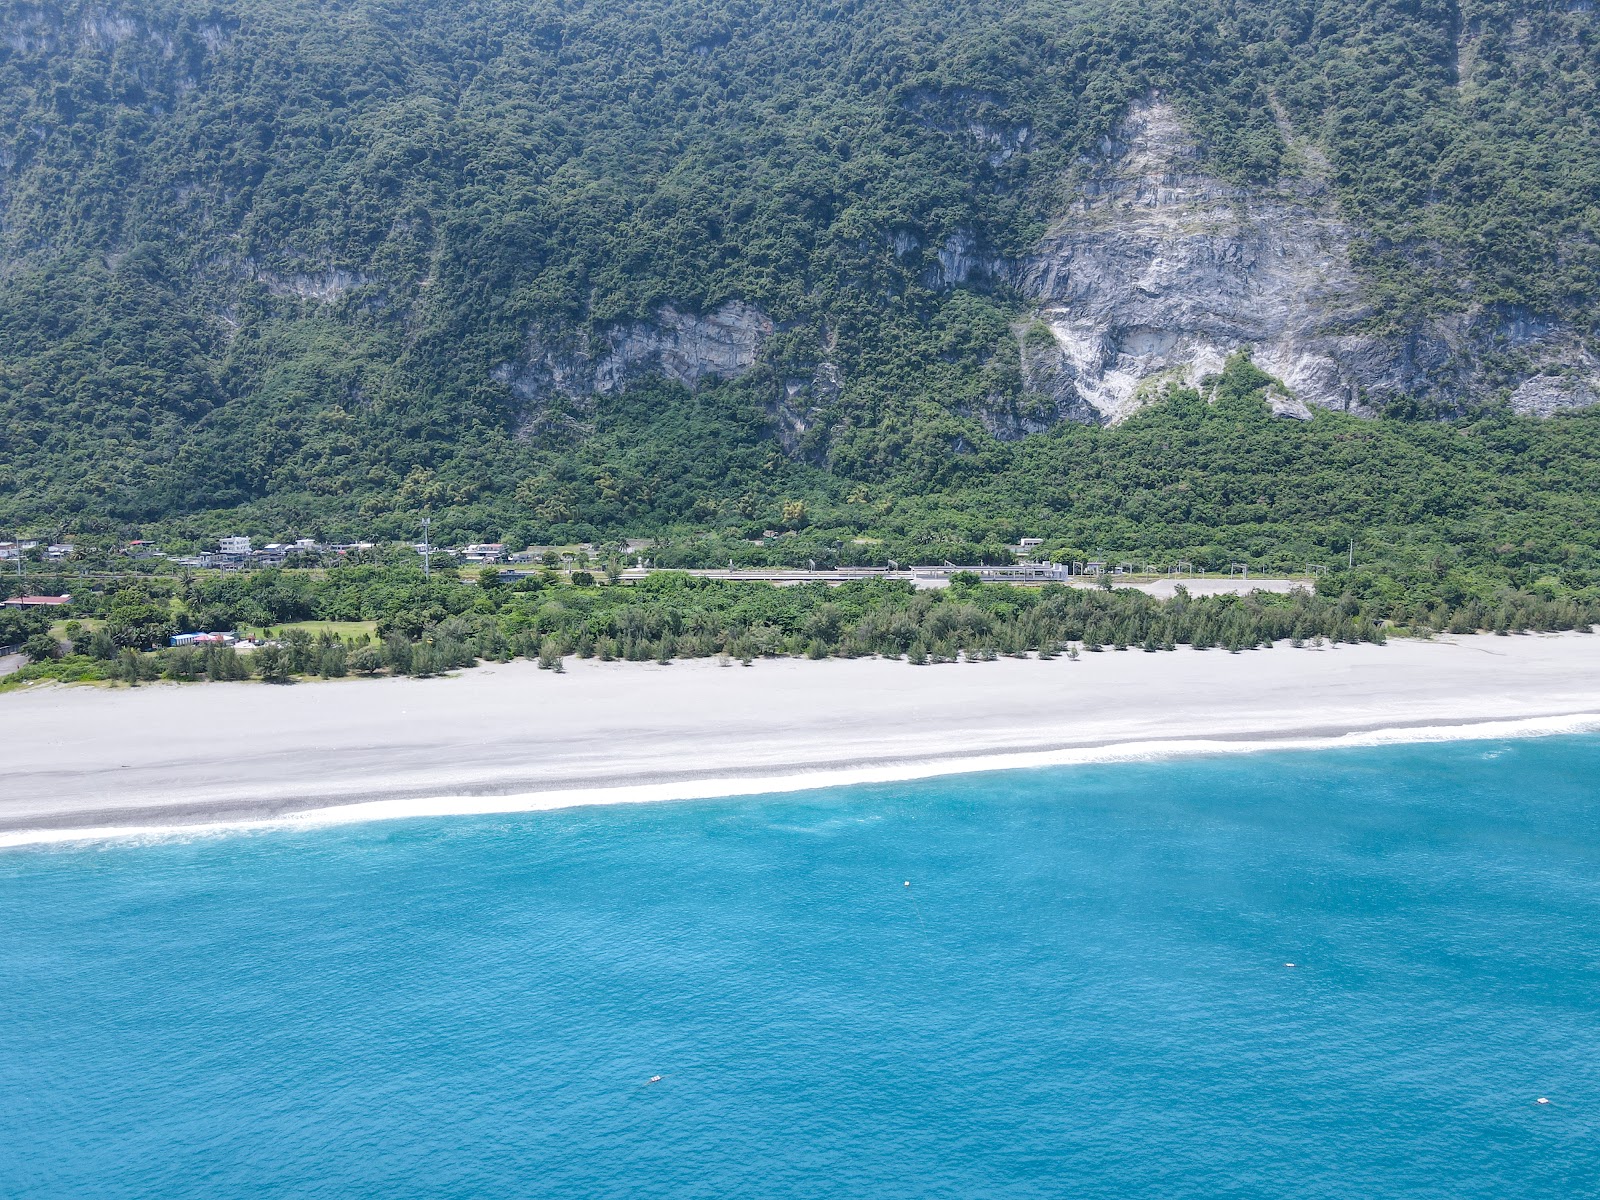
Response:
[1348,536,1354,571]
[421,517,432,579]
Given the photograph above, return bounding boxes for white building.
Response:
[911,562,1074,589]
[219,536,252,555]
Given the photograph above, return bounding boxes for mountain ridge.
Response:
[1,0,1598,543]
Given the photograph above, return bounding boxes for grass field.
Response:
[256,620,378,640]
[49,617,103,638]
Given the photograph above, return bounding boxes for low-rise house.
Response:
[170,632,238,647]
[3,594,71,608]
[461,543,506,563]
[46,544,75,560]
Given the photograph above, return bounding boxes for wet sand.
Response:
[3,634,1599,841]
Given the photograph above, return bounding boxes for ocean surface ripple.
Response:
[3,737,1598,1198]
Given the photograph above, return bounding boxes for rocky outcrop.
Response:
[495,301,774,433]
[1509,372,1600,417]
[1016,98,1600,424]
[923,230,1006,290]
[256,267,374,304]
[771,359,841,456]
[489,99,1598,448]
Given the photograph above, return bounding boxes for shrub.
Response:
[23,633,60,663]
[383,634,414,674]
[411,643,443,677]
[158,646,202,680]
[537,637,565,672]
[253,645,291,682]
[113,647,159,683]
[204,646,249,682]
[278,628,315,672]
[350,644,385,675]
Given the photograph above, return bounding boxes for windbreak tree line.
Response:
[8,558,1596,691]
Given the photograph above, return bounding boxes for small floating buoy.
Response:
[1536,1097,1550,1105]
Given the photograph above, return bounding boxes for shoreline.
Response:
[4,634,1600,848]
[5,710,1597,850]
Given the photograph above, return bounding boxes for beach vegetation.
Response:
[350,645,385,676]
[253,645,292,684]
[23,634,60,663]
[113,648,161,684]
[537,638,565,672]
[11,543,1597,688]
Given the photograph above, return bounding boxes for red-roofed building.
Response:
[3,594,71,608]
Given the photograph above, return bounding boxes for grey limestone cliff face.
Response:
[772,356,842,458]
[1014,99,1600,425]
[495,301,774,435]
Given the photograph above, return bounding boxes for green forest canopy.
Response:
[1,0,1597,600]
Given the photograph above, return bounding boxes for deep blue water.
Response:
[4,737,1599,1198]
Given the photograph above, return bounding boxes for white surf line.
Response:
[4,711,1600,850]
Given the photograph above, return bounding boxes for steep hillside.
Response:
[1,0,1597,542]
[1016,97,1599,423]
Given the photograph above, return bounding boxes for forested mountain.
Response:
[2,0,1598,578]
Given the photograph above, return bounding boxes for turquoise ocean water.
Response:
[3,736,1599,1198]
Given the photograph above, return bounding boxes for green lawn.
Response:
[256,620,378,640]
[49,616,103,638]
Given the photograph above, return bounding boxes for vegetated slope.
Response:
[0,0,1597,549]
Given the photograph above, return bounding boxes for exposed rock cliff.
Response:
[772,356,842,458]
[493,99,1598,445]
[1014,99,1600,425]
[495,301,774,436]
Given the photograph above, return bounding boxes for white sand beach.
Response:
[3,633,1600,843]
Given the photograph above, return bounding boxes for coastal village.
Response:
[0,523,1397,688]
